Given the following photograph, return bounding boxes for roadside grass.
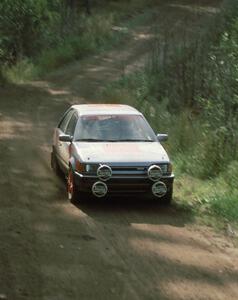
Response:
[209,193,238,222]
[4,59,38,84]
[174,171,238,239]
[174,170,238,214]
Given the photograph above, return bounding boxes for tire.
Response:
[67,168,79,203]
[51,151,62,177]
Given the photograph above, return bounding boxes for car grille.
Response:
[110,164,169,177]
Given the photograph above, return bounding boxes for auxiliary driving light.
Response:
[92,181,108,198]
[152,181,167,198]
[97,165,112,181]
[148,165,163,181]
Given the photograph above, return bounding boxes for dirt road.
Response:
[0,1,238,299]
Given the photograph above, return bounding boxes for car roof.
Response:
[71,104,142,116]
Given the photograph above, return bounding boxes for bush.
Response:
[0,0,51,62]
[38,43,75,72]
[4,59,38,83]
[149,3,238,177]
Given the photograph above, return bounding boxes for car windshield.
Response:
[74,114,156,142]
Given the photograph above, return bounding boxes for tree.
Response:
[85,0,91,15]
[65,0,91,15]
[0,0,49,63]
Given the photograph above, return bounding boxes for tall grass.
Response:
[209,193,238,222]
[200,162,238,222]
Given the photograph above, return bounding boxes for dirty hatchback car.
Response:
[51,104,174,203]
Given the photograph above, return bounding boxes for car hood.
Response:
[74,142,169,164]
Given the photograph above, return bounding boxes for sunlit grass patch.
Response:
[4,59,38,84]
[170,162,238,225]
[208,193,238,222]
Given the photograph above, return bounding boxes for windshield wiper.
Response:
[117,139,154,142]
[75,138,154,142]
[75,138,117,142]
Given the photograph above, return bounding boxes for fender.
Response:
[69,156,77,171]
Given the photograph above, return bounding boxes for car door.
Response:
[60,112,79,170]
[55,109,75,170]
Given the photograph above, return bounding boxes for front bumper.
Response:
[74,172,174,196]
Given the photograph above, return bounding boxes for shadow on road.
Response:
[75,196,194,227]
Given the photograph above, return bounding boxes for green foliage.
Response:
[38,43,75,72]
[1,0,153,80]
[0,0,51,62]
[5,59,38,83]
[101,1,238,224]
[37,12,117,73]
[191,19,238,177]
[0,0,129,78]
[224,161,238,190]
[150,3,238,178]
[103,7,238,180]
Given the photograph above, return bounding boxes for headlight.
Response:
[75,163,99,174]
[160,163,172,175]
[148,165,163,181]
[85,164,98,173]
[97,165,112,181]
[168,163,173,174]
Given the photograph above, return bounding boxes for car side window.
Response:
[65,113,78,137]
[58,109,74,133]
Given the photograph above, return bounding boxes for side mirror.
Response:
[157,133,168,142]
[59,134,73,142]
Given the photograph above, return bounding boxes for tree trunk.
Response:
[85,0,91,15]
[68,0,77,10]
